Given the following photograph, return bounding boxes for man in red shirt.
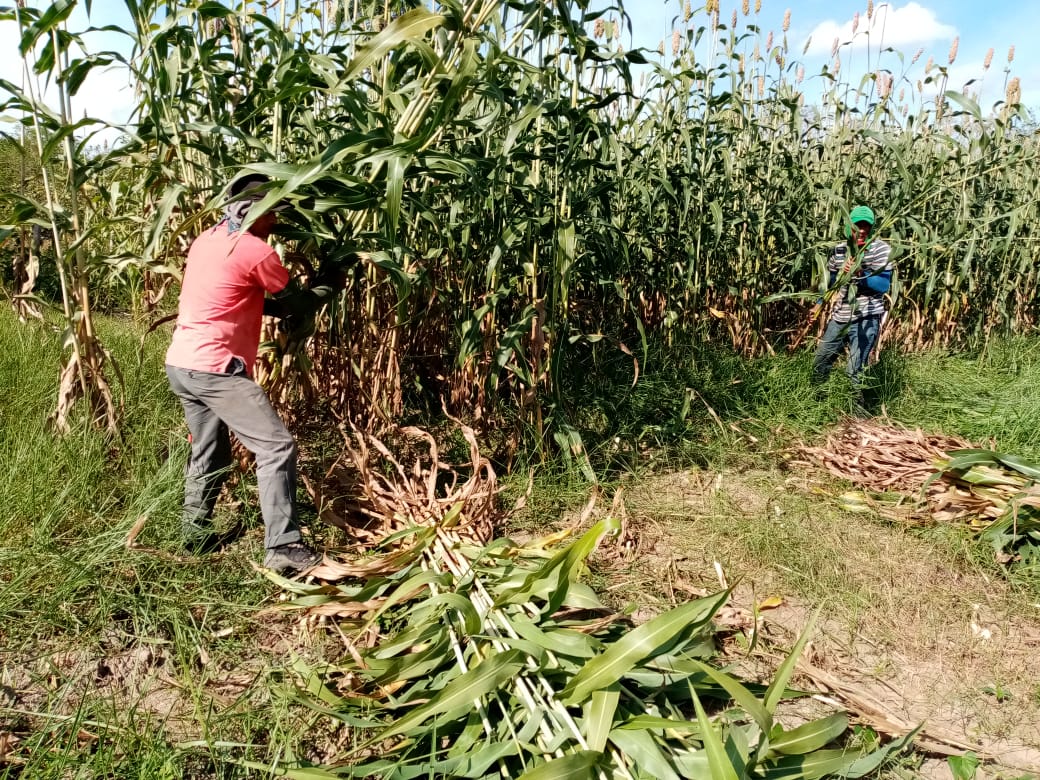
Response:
[165,174,322,575]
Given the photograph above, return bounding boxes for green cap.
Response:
[849,205,875,225]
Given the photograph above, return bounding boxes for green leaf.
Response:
[420,739,521,778]
[360,568,449,630]
[940,449,1002,470]
[689,658,772,735]
[994,452,1040,480]
[691,686,740,780]
[19,0,75,57]
[384,152,407,237]
[40,117,94,162]
[560,590,728,705]
[947,751,980,780]
[616,715,702,734]
[584,685,619,752]
[371,622,443,660]
[763,611,817,714]
[945,90,982,121]
[509,618,601,659]
[671,747,711,776]
[493,517,618,612]
[561,582,608,611]
[760,729,917,779]
[356,649,527,748]
[608,727,680,780]
[709,201,723,241]
[552,423,597,484]
[290,657,344,708]
[767,714,848,756]
[342,7,445,82]
[142,183,186,263]
[515,751,601,780]
[423,592,485,636]
[368,632,452,685]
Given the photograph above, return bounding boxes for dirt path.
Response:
[577,468,1040,777]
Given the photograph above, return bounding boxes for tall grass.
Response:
[884,338,1040,458]
[0,308,183,642]
[0,306,332,776]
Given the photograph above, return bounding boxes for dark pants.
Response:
[812,314,883,388]
[165,361,301,550]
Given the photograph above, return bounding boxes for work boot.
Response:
[852,392,872,419]
[264,542,321,575]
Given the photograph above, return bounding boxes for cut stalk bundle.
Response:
[302,418,498,558]
[796,419,1040,559]
[247,425,914,777]
[797,419,974,494]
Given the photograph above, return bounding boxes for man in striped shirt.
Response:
[812,205,894,409]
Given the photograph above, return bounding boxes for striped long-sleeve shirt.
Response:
[827,238,893,323]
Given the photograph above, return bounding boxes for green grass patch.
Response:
[561,335,1040,477]
[0,309,327,776]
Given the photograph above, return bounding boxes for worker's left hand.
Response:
[316,268,349,290]
[313,251,363,291]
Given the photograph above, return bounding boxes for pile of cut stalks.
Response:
[233,422,918,778]
[795,418,1040,561]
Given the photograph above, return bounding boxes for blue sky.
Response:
[623,1,1034,112]
[1,0,1034,142]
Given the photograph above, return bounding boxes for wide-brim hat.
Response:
[228,173,291,212]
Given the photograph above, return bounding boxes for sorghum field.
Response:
[3,1,1040,777]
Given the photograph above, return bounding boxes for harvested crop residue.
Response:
[533,466,1040,775]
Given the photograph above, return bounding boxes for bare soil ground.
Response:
[566,468,1040,778]
[0,605,348,768]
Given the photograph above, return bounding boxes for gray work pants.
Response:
[812,314,883,387]
[165,361,301,549]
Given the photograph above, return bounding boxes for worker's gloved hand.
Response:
[312,267,349,291]
[306,283,340,306]
[313,250,365,291]
[264,253,362,323]
[279,312,317,344]
[263,296,289,319]
[265,278,336,322]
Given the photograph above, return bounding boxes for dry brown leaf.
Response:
[0,731,21,760]
[125,516,148,549]
[795,419,1019,533]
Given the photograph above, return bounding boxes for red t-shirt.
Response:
[165,226,289,376]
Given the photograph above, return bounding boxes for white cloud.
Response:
[803,2,956,57]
